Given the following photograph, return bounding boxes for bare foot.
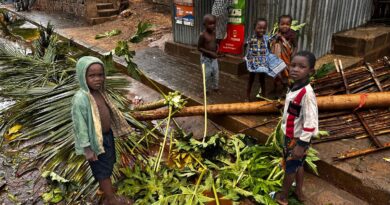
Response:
[275,192,289,205]
[293,190,306,202]
[104,196,133,205]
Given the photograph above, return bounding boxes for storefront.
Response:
[172,0,373,57]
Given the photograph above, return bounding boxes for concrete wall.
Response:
[35,0,121,19]
[35,0,87,17]
[152,0,171,6]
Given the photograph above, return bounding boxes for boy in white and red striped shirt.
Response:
[275,51,318,205]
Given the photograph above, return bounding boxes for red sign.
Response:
[219,24,245,55]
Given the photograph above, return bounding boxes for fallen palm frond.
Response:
[95,29,122,40]
[0,31,152,203]
[129,21,154,43]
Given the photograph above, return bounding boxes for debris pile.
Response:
[312,57,390,160]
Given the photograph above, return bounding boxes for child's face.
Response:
[204,17,216,32]
[279,17,291,33]
[255,21,267,37]
[86,63,105,91]
[289,56,313,82]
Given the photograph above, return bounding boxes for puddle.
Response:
[1,9,39,42]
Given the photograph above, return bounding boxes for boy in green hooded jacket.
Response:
[71,56,132,205]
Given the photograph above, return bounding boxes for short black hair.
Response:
[278,14,292,24]
[203,14,216,23]
[295,51,316,69]
[254,18,267,27]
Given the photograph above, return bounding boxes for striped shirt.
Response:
[281,83,318,143]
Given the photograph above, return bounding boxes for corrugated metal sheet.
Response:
[172,0,373,57]
[172,0,214,45]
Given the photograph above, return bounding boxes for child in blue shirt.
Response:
[245,18,286,101]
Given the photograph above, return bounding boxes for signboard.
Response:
[174,0,194,26]
[174,0,193,6]
[219,0,246,55]
[228,0,245,24]
[219,24,245,55]
[175,5,194,26]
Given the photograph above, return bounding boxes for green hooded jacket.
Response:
[71,56,132,156]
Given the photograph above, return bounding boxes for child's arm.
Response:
[198,34,218,58]
[293,91,318,158]
[72,101,98,161]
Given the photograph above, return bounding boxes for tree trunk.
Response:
[132,92,390,121]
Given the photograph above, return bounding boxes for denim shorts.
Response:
[283,136,309,174]
[88,130,116,181]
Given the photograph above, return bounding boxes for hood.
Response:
[75,56,104,92]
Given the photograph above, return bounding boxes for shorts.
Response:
[283,136,310,174]
[89,130,116,181]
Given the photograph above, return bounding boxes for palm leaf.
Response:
[129,21,154,43]
[95,29,122,39]
[0,38,152,203]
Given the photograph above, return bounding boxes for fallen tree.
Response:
[132,92,390,121]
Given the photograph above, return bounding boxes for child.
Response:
[271,14,298,86]
[71,56,132,205]
[198,14,221,93]
[275,51,318,205]
[245,18,286,101]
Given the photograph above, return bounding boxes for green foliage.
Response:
[118,158,183,204]
[271,20,306,35]
[117,126,319,204]
[95,29,122,39]
[41,171,74,204]
[313,63,335,80]
[129,21,154,43]
[114,40,140,79]
[290,20,306,31]
[33,22,54,58]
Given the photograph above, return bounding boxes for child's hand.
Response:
[84,147,98,161]
[217,51,225,58]
[211,52,218,59]
[292,145,305,159]
[275,101,284,110]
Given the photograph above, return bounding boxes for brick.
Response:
[364,45,390,62]
[387,32,390,44]
[362,39,374,55]
[373,33,388,49]
[332,35,362,47]
[333,45,360,56]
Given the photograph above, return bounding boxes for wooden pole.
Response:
[131,92,390,121]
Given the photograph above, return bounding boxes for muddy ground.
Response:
[54,0,172,52]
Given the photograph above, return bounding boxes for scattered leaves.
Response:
[129,21,154,43]
[95,29,122,40]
